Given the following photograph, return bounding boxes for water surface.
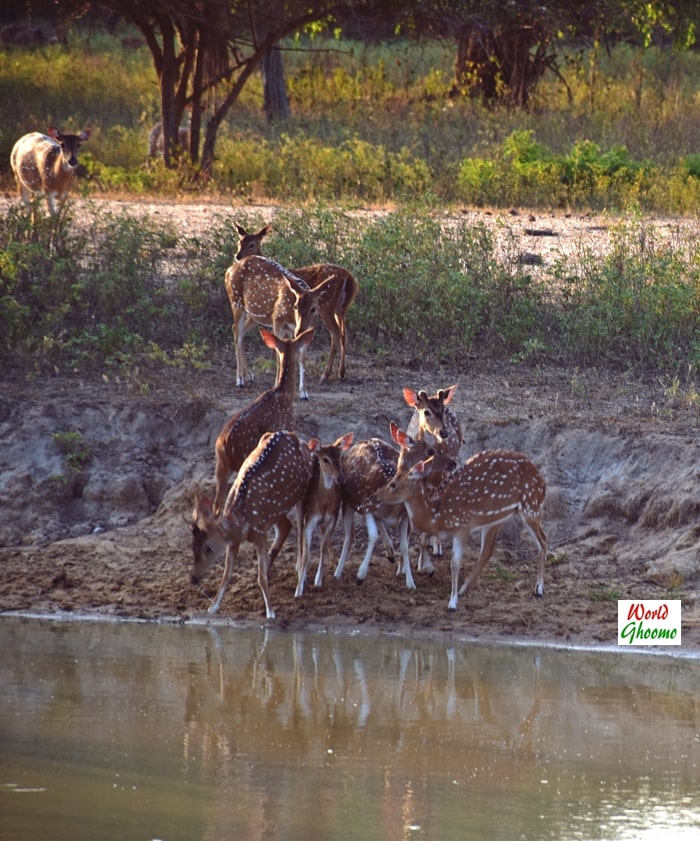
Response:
[1,617,698,840]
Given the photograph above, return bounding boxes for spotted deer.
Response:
[332,424,436,590]
[404,384,463,457]
[225,253,336,399]
[10,127,91,216]
[234,223,359,382]
[190,430,316,619]
[213,326,316,515]
[295,432,354,597]
[375,446,547,611]
[403,384,463,569]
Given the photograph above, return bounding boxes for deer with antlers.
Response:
[190,430,316,619]
[403,384,463,458]
[234,223,359,383]
[375,434,547,611]
[403,383,463,570]
[212,326,316,515]
[295,432,354,597]
[225,253,336,400]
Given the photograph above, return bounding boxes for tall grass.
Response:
[2,204,697,382]
[2,28,700,211]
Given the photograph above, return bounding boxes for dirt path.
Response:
[1,198,698,651]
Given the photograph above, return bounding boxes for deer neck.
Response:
[402,481,442,535]
[273,349,297,395]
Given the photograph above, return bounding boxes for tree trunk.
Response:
[453,24,551,109]
[262,44,290,122]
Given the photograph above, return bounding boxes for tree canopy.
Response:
[4,0,696,172]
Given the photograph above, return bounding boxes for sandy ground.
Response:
[1,198,698,651]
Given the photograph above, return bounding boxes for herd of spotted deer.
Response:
[9,126,548,620]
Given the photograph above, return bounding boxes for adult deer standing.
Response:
[212,326,316,515]
[11,127,90,216]
[403,384,463,570]
[235,223,359,382]
[190,430,315,619]
[295,432,354,597]
[225,253,336,399]
[376,441,547,611]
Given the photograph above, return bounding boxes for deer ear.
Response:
[235,222,248,236]
[441,384,458,404]
[402,387,418,407]
[257,224,270,237]
[390,422,410,448]
[260,328,279,350]
[410,460,427,477]
[308,437,320,451]
[193,488,213,521]
[80,129,91,141]
[47,126,60,139]
[296,325,316,347]
[339,432,354,451]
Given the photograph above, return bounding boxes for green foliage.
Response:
[551,216,700,371]
[52,430,92,478]
[458,131,653,209]
[0,205,697,378]
[0,29,698,382]
[0,202,229,373]
[3,30,700,212]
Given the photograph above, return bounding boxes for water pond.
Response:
[1,616,698,841]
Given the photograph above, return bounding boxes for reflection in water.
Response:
[1,616,698,841]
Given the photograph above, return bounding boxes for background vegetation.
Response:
[0,26,698,394]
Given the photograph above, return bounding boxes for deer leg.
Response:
[459,524,502,596]
[417,532,435,574]
[337,313,348,380]
[334,503,355,580]
[252,534,276,620]
[298,344,309,401]
[296,513,320,597]
[208,543,238,614]
[319,312,339,383]
[397,515,416,590]
[232,307,253,388]
[448,536,465,611]
[356,513,380,583]
[315,517,336,588]
[522,514,547,597]
[268,515,292,570]
[378,521,395,564]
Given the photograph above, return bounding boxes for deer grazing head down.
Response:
[233,222,359,383]
[224,253,337,399]
[10,127,90,216]
[191,430,316,619]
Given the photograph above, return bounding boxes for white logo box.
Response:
[618,600,681,646]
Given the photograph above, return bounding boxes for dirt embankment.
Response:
[1,199,698,649]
